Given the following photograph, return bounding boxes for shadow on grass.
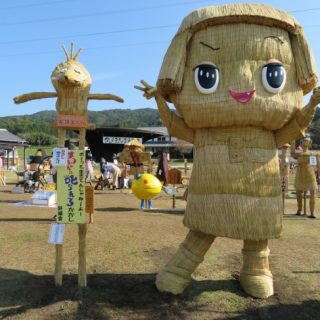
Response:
[0,199,25,204]
[292,270,320,274]
[0,268,319,320]
[0,218,52,222]
[95,207,137,212]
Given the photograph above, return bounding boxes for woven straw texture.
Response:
[240,240,274,298]
[51,60,91,116]
[294,154,318,191]
[158,3,317,99]
[153,4,318,240]
[182,126,282,240]
[156,230,215,295]
[162,23,303,130]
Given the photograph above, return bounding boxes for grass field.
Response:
[0,173,319,319]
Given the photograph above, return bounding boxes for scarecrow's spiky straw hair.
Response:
[62,42,83,61]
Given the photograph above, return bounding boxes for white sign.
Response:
[102,136,142,144]
[52,148,68,166]
[48,223,65,244]
[310,156,317,166]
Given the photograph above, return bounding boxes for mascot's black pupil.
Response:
[265,64,285,88]
[197,64,218,89]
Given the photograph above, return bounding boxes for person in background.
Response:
[156,152,169,186]
[103,160,121,190]
[85,152,94,184]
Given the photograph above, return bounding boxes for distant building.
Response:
[0,129,29,168]
[139,126,193,159]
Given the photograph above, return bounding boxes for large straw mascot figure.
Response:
[137,3,320,298]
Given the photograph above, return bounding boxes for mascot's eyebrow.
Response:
[264,36,284,44]
[200,41,220,51]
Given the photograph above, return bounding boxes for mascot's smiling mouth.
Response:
[229,89,256,104]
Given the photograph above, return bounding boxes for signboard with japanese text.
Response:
[52,148,68,166]
[57,150,86,224]
[310,156,317,166]
[56,114,88,128]
[85,185,94,214]
[102,136,142,144]
[48,223,65,244]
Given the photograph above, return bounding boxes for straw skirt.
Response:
[295,156,317,191]
[183,126,282,240]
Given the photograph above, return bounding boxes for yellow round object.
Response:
[131,173,162,200]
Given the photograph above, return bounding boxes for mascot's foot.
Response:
[155,269,191,295]
[240,273,274,298]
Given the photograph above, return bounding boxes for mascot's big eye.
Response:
[262,63,286,93]
[194,62,219,94]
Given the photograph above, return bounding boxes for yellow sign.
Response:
[57,150,86,224]
[85,185,94,214]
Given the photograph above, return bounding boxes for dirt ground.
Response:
[0,180,320,320]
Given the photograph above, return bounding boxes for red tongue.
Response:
[229,89,255,104]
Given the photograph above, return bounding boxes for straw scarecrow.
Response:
[14,43,124,114]
[292,137,320,218]
[136,3,320,298]
[119,139,152,175]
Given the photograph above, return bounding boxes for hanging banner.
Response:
[57,150,86,224]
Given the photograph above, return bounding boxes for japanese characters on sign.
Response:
[310,156,317,166]
[57,150,86,224]
[102,136,142,144]
[85,185,94,214]
[52,148,68,166]
[56,114,88,128]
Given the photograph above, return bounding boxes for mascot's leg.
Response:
[156,230,215,295]
[296,190,303,215]
[309,190,316,218]
[240,240,273,298]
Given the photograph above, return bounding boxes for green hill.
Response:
[0,108,162,145]
[1,107,320,147]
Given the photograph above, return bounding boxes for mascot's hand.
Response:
[134,80,158,100]
[310,87,320,107]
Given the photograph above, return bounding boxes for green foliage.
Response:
[23,132,57,146]
[0,108,162,145]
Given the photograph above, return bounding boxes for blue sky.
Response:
[1,0,319,116]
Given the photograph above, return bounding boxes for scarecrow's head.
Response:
[51,43,91,91]
[157,4,317,130]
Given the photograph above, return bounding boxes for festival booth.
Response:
[136,3,319,298]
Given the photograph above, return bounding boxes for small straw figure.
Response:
[292,137,319,218]
[136,3,320,298]
[119,139,152,175]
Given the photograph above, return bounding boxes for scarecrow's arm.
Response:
[13,92,57,104]
[275,87,320,148]
[135,80,195,144]
[88,93,124,103]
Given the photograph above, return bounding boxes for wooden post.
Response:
[303,191,307,216]
[78,128,87,287]
[78,224,87,287]
[54,128,65,286]
[54,127,89,287]
[54,244,63,286]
